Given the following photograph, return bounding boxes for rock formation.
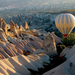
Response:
[10,20,20,38]
[43,45,75,75]
[10,20,16,32]
[19,25,22,31]
[51,32,62,45]
[43,33,57,55]
[0,18,7,35]
[0,28,7,42]
[0,54,50,75]
[24,21,29,30]
[65,45,75,59]
[15,23,19,29]
[0,18,74,75]
[0,18,3,28]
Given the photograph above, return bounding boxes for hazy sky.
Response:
[0,0,75,11]
[0,0,75,7]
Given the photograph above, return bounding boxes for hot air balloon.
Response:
[55,13,75,38]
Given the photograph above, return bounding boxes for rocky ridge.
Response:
[0,18,75,75]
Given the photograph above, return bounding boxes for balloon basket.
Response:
[63,34,68,38]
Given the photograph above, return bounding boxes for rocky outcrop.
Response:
[60,47,70,57]
[19,25,22,31]
[43,33,57,55]
[43,46,75,75]
[15,23,19,29]
[10,20,16,32]
[65,45,75,59]
[0,54,50,75]
[0,28,7,42]
[24,21,29,30]
[0,18,7,35]
[33,49,46,54]
[10,20,20,38]
[0,18,4,28]
[51,32,62,45]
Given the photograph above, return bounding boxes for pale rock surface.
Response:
[43,51,75,75]
[7,24,10,30]
[1,21,7,35]
[6,43,18,53]
[0,46,10,58]
[14,41,26,51]
[10,20,20,38]
[18,55,38,71]
[0,18,3,28]
[14,28,20,39]
[0,66,9,75]
[60,47,71,57]
[65,45,75,59]
[0,53,5,59]
[0,54,50,75]
[15,47,23,54]
[43,33,57,55]
[23,34,34,40]
[38,29,47,35]
[6,44,18,56]
[4,46,16,57]
[19,25,22,31]
[7,36,16,43]
[15,23,19,29]
[34,37,43,47]
[51,32,62,44]
[0,28,7,42]
[27,56,44,68]
[31,29,38,33]
[0,18,7,34]
[38,53,50,64]
[24,45,34,53]
[33,49,46,54]
[10,20,16,32]
[0,43,17,57]
[43,63,64,75]
[30,41,42,49]
[27,54,43,66]
[24,21,29,29]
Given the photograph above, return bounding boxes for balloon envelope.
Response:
[55,13,75,38]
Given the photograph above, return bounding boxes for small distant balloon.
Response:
[55,13,75,38]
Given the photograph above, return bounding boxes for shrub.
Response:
[56,45,66,55]
[41,27,43,29]
[62,33,75,46]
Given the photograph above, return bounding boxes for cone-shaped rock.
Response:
[10,20,16,32]
[19,25,22,31]
[24,21,29,30]
[43,33,57,56]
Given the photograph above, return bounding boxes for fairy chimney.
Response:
[0,28,7,42]
[19,25,22,31]
[10,20,16,32]
[24,21,29,29]
[0,18,3,28]
[43,33,57,56]
[2,21,7,35]
[0,18,7,35]
[15,23,19,29]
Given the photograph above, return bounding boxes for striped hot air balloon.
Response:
[55,13,75,38]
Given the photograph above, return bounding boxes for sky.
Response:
[0,0,75,12]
